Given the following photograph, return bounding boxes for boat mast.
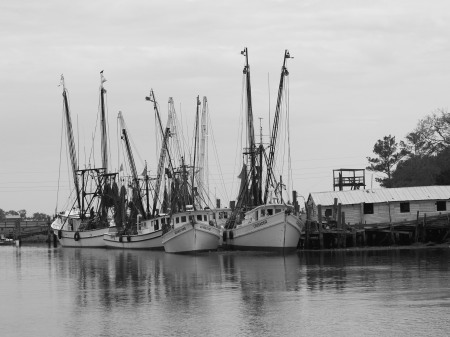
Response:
[146,90,175,217]
[263,50,291,203]
[198,96,208,206]
[60,75,81,211]
[100,71,108,172]
[241,48,259,207]
[118,111,147,220]
[191,96,201,210]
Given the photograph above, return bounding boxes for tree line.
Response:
[0,209,51,221]
[367,108,450,188]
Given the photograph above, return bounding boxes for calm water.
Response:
[1,245,449,337]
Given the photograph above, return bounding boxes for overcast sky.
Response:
[1,0,449,216]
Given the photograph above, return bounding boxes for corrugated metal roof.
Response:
[309,185,450,206]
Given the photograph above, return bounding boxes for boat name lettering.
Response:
[174,226,186,235]
[253,220,268,228]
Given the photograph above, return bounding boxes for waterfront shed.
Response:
[307,185,450,225]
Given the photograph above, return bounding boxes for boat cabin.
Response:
[238,204,289,226]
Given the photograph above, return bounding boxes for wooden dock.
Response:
[0,220,55,244]
[300,207,450,250]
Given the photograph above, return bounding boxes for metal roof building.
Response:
[308,186,450,206]
[307,186,450,225]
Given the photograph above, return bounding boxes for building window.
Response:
[324,209,332,217]
[363,203,374,214]
[436,200,447,211]
[400,202,410,213]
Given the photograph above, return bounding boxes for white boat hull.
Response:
[224,211,303,252]
[103,230,163,249]
[53,228,108,248]
[162,223,221,253]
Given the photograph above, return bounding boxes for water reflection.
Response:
[3,245,450,337]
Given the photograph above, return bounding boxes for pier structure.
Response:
[301,185,450,249]
[0,219,54,244]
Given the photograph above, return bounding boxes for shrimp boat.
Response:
[52,72,117,247]
[161,96,222,253]
[103,109,164,249]
[162,207,221,253]
[223,48,304,252]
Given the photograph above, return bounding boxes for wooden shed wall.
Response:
[308,199,450,225]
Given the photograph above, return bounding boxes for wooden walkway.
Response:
[300,210,450,250]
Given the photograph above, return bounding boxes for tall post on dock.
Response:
[15,219,21,246]
[352,226,357,247]
[333,198,338,221]
[318,205,324,249]
[305,220,311,249]
[337,203,342,248]
[415,211,420,243]
[422,213,427,243]
[342,211,346,248]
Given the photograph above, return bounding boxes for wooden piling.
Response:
[352,227,357,247]
[415,211,420,243]
[333,198,338,221]
[390,224,395,245]
[317,205,324,249]
[423,213,427,242]
[342,211,347,248]
[305,220,311,249]
[337,203,342,248]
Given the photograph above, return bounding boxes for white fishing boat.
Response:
[162,208,221,253]
[0,234,15,245]
[223,48,304,251]
[160,96,225,253]
[52,211,108,248]
[224,204,302,252]
[103,215,166,249]
[52,72,117,248]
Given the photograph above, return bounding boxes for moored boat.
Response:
[223,48,304,251]
[103,215,166,249]
[224,204,302,252]
[0,234,15,245]
[162,208,221,253]
[52,72,117,248]
[52,211,108,248]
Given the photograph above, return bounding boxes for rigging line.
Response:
[56,104,65,214]
[77,113,80,177]
[231,74,246,199]
[116,113,120,178]
[178,101,190,161]
[268,72,271,144]
[286,78,293,197]
[104,92,113,172]
[207,110,231,203]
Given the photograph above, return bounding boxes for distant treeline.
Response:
[0,209,51,221]
[367,108,450,188]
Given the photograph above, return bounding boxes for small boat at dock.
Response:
[223,48,304,251]
[162,208,221,253]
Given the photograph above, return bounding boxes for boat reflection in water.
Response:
[43,247,450,337]
[53,249,303,336]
